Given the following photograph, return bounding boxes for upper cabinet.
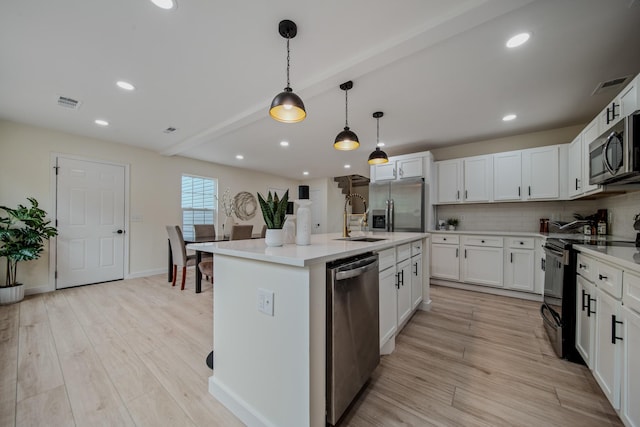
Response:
[436,159,462,203]
[522,145,560,200]
[568,117,602,199]
[599,75,638,134]
[370,152,432,183]
[435,155,492,204]
[493,151,523,201]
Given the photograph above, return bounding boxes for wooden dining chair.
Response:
[166,225,196,290]
[229,224,253,240]
[260,224,267,238]
[193,224,216,240]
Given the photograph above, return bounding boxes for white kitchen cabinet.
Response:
[430,235,460,281]
[397,158,423,179]
[493,151,522,201]
[621,305,640,427]
[535,238,546,295]
[378,264,398,352]
[504,237,535,292]
[581,117,601,195]
[463,155,493,202]
[599,76,637,134]
[576,275,596,369]
[461,236,503,288]
[396,258,412,327]
[522,145,560,200]
[620,75,638,118]
[372,162,397,181]
[436,159,462,203]
[410,241,423,310]
[568,134,583,198]
[593,286,622,410]
[371,155,425,182]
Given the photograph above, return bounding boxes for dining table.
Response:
[167,234,262,293]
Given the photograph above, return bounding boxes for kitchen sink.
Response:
[334,237,387,242]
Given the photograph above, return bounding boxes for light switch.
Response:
[257,288,274,316]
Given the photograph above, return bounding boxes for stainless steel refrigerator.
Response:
[369,177,426,232]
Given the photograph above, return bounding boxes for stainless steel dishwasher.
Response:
[326,252,380,425]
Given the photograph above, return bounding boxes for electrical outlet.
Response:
[257,288,274,316]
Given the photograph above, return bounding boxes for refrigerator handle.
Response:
[384,200,390,232]
[389,199,394,232]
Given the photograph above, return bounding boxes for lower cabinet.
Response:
[431,236,460,281]
[461,236,503,287]
[504,237,535,292]
[593,286,622,410]
[411,252,423,310]
[378,264,398,350]
[397,258,412,327]
[621,305,640,427]
[575,275,596,368]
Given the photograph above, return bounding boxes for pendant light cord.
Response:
[286,38,291,89]
[376,116,380,146]
[344,89,349,128]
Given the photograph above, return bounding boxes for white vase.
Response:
[283,215,296,244]
[265,229,284,247]
[295,199,312,246]
[223,216,235,238]
[0,284,24,305]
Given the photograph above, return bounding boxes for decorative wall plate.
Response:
[233,191,258,220]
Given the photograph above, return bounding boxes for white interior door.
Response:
[56,157,125,288]
[309,188,324,234]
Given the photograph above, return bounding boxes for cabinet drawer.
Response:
[623,270,640,315]
[576,253,595,283]
[378,248,396,272]
[431,234,459,244]
[411,240,422,256]
[506,237,535,249]
[462,235,503,248]
[595,260,623,299]
[397,243,412,263]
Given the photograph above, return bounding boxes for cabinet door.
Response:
[576,276,595,368]
[620,77,637,118]
[522,146,559,200]
[379,267,398,349]
[464,155,492,202]
[568,134,583,198]
[374,162,397,181]
[436,160,462,203]
[411,254,423,310]
[430,243,459,281]
[504,249,534,292]
[594,288,622,410]
[397,259,412,326]
[582,117,600,194]
[599,98,623,134]
[461,246,503,287]
[621,305,640,427]
[398,158,423,179]
[493,151,522,201]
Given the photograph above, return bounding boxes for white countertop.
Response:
[187,231,428,267]
[574,244,640,273]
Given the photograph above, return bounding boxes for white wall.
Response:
[0,120,299,291]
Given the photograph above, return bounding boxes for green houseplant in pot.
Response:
[257,190,289,247]
[447,217,459,231]
[0,197,58,304]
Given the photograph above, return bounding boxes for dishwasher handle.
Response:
[334,256,379,281]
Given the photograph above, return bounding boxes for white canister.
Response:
[295,199,312,246]
[283,215,296,244]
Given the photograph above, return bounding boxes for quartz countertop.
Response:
[573,244,640,273]
[187,231,428,267]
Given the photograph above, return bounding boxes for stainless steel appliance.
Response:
[369,178,425,232]
[326,252,380,425]
[589,110,640,185]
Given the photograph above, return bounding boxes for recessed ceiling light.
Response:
[235,154,244,160]
[116,81,135,91]
[150,0,176,9]
[303,171,309,176]
[502,114,517,121]
[280,141,289,147]
[344,164,351,169]
[94,119,109,126]
[506,32,530,48]
[377,142,385,147]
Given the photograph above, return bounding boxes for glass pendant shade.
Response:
[270,87,306,123]
[368,147,388,164]
[334,127,360,150]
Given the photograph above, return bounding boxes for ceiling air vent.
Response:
[57,96,81,109]
[591,75,631,96]
[163,127,177,134]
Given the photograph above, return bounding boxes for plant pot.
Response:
[265,229,284,247]
[448,225,456,231]
[0,284,24,305]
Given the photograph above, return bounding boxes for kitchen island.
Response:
[188,231,429,427]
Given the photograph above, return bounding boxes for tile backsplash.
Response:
[435,190,640,239]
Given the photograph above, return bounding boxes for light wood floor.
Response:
[1,274,622,426]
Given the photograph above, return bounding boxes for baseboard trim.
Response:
[209,376,277,427]
[125,268,165,279]
[25,284,54,296]
[419,299,432,311]
[430,279,543,302]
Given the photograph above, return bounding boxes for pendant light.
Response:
[269,20,306,123]
[368,111,389,165]
[334,81,359,150]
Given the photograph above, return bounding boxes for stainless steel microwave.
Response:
[589,110,640,185]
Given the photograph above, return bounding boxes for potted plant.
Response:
[447,217,459,231]
[0,197,58,304]
[257,190,289,247]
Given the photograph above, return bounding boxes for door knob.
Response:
[113,229,125,234]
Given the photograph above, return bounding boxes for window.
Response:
[181,175,217,240]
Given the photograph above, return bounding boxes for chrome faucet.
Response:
[343,193,368,238]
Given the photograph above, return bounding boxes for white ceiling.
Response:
[1,0,640,180]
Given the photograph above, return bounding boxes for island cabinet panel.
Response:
[575,275,596,369]
[621,305,640,427]
[397,258,412,327]
[410,241,423,310]
[593,287,622,410]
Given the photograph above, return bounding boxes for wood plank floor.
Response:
[0,274,622,426]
